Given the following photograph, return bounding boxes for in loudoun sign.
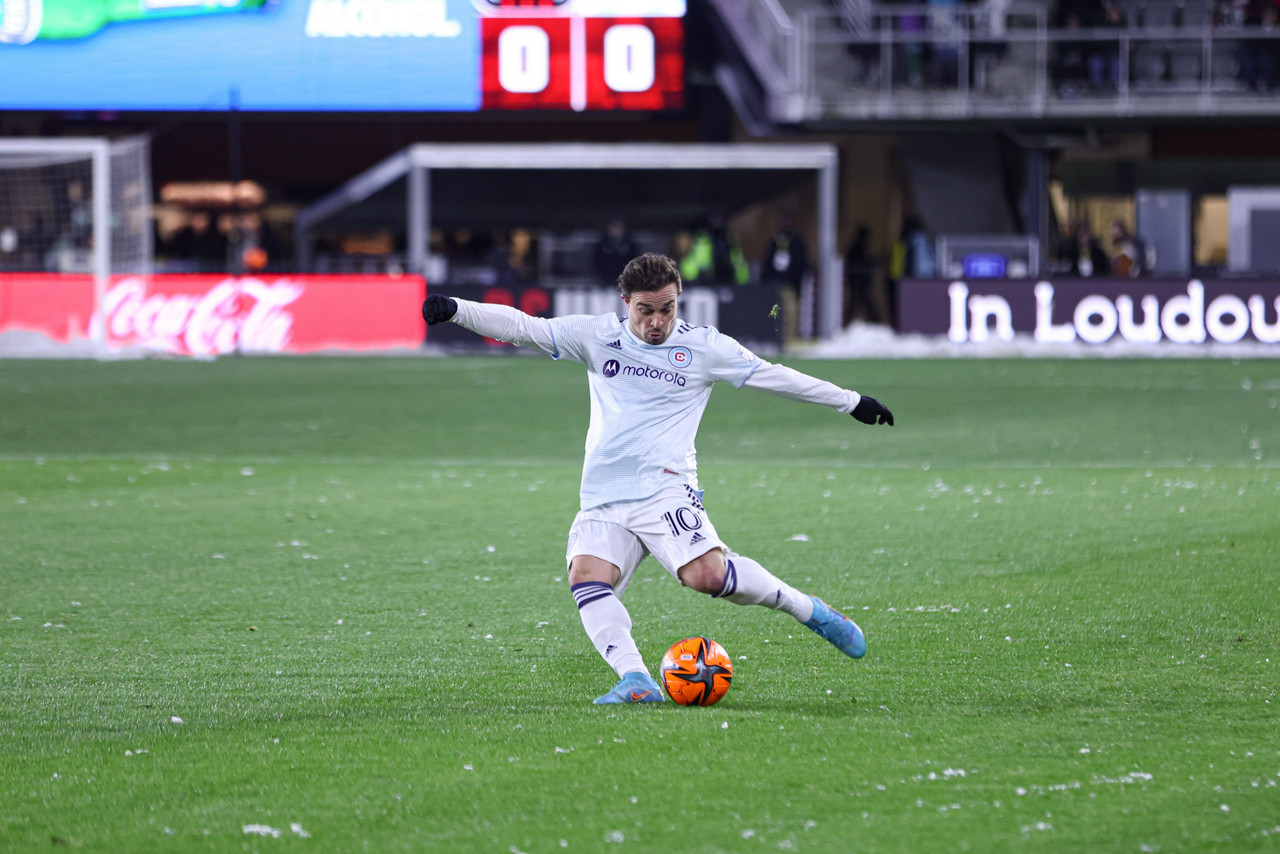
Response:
[898,279,1280,346]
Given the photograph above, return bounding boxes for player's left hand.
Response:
[852,395,894,426]
[422,294,458,325]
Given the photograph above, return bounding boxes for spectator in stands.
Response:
[761,210,810,342]
[1055,0,1093,93]
[40,180,95,272]
[761,211,809,290]
[680,213,750,285]
[1089,0,1126,90]
[902,0,929,87]
[448,227,491,265]
[1234,0,1279,91]
[1055,0,1124,93]
[493,227,538,288]
[670,229,695,271]
[65,180,92,247]
[1217,0,1246,28]
[829,0,882,88]
[844,224,882,325]
[927,0,963,87]
[677,227,707,283]
[971,0,1014,93]
[593,218,638,282]
[1057,220,1110,277]
[167,217,198,263]
[889,216,936,281]
[174,212,228,271]
[1109,220,1150,276]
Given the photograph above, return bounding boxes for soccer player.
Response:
[422,253,894,705]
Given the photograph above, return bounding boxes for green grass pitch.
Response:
[1,355,1278,852]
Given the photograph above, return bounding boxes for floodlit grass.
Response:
[1,355,1278,853]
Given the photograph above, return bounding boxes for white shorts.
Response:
[565,483,728,596]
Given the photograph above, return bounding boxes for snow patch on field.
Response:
[806,322,1280,360]
[242,822,310,839]
[243,824,281,838]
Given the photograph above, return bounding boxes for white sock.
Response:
[571,582,647,678]
[714,554,815,622]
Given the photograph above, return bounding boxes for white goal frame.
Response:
[295,142,844,339]
[0,136,152,348]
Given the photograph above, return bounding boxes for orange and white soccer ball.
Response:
[660,636,733,706]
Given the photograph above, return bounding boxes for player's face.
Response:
[624,283,680,346]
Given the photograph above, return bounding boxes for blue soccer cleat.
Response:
[593,671,665,705]
[804,596,867,659]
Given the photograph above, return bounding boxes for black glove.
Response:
[852,395,894,426]
[422,294,458,325]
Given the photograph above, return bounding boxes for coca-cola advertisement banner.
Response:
[426,283,784,348]
[106,275,427,355]
[898,278,1280,346]
[0,274,426,355]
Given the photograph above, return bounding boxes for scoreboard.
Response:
[0,0,684,111]
[481,1,684,111]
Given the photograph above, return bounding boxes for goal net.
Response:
[0,136,153,346]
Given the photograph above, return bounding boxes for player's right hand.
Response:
[852,395,894,426]
[422,294,458,325]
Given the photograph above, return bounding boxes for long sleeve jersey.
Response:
[449,298,863,510]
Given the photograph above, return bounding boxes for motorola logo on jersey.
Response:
[668,346,692,368]
[620,364,687,386]
[601,358,686,387]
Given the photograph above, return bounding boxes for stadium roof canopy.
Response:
[294,142,843,337]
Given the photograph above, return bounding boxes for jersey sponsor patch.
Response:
[611,363,686,387]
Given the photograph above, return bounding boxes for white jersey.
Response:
[449,299,861,510]
[551,311,760,508]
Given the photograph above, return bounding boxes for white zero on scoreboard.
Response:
[498,26,551,94]
[603,25,656,92]
[497,23,657,96]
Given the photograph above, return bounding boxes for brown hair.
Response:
[617,252,682,299]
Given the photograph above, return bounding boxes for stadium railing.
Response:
[711,0,1280,123]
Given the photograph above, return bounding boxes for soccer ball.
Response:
[660,636,733,706]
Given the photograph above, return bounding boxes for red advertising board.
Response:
[424,283,783,348]
[0,274,426,356]
[0,274,97,343]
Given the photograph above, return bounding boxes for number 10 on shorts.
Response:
[662,506,704,537]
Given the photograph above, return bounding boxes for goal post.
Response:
[0,135,152,350]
